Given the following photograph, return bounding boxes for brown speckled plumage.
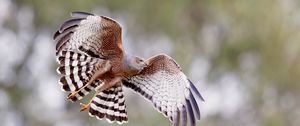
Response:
[54,11,204,126]
[141,54,182,75]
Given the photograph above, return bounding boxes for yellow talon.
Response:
[79,92,98,112]
[80,103,90,112]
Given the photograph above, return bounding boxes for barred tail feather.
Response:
[89,86,128,124]
[56,51,108,102]
[68,79,102,102]
[115,88,127,124]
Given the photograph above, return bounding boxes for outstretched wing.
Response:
[122,54,204,126]
[54,11,124,59]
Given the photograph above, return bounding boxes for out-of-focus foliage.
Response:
[1,0,300,126]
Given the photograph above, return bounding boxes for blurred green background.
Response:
[0,0,300,126]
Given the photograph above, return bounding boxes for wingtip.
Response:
[53,30,60,39]
[188,79,205,102]
[58,18,83,33]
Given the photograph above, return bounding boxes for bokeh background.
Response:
[0,0,300,126]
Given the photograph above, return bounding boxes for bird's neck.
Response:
[122,54,140,77]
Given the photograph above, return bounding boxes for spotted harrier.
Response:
[54,11,204,126]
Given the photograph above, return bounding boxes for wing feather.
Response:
[59,18,84,33]
[186,99,195,126]
[189,90,200,120]
[189,80,205,101]
[172,109,181,126]
[123,54,204,126]
[54,12,124,59]
[181,105,188,126]
[56,50,111,102]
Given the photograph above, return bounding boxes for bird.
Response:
[54,11,204,126]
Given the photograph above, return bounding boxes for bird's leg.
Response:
[79,91,99,112]
[79,77,122,112]
[96,77,121,92]
[67,68,107,101]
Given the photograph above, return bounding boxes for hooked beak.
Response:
[143,61,149,67]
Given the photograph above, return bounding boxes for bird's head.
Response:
[132,56,148,71]
[125,54,148,74]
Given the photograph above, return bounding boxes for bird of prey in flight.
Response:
[54,11,204,126]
